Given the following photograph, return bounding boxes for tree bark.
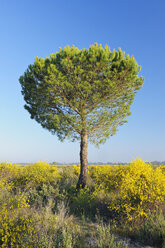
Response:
[77,131,88,189]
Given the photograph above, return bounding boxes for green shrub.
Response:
[33,202,83,248]
[71,187,97,218]
[136,210,165,247]
[27,182,62,208]
[91,221,128,248]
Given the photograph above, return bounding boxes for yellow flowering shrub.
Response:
[0,167,14,205]
[0,178,12,195]
[109,159,165,220]
[73,164,128,190]
[89,164,129,192]
[15,162,59,187]
[0,163,18,181]
[72,164,80,176]
[159,165,165,175]
[0,193,35,247]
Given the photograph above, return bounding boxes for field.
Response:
[0,159,165,247]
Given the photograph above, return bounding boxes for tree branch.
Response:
[54,105,81,134]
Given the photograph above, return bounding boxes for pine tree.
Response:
[19,43,144,188]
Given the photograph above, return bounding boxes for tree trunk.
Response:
[77,131,88,189]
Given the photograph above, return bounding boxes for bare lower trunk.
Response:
[77,131,88,189]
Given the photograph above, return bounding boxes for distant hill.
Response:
[51,161,165,165]
[14,161,165,165]
[150,161,165,165]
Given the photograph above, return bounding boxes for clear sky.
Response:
[0,0,165,163]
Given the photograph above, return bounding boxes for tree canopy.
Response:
[20,43,143,144]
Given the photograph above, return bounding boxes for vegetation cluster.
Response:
[0,160,165,247]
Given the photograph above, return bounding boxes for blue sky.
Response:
[0,0,165,163]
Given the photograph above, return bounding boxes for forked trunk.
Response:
[77,131,88,189]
